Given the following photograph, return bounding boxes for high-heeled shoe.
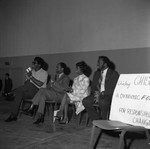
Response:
[33,115,44,124]
[26,105,38,116]
[54,110,63,120]
[59,119,69,124]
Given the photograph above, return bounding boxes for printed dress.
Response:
[67,74,89,114]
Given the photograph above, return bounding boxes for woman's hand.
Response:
[64,87,73,93]
[26,70,32,80]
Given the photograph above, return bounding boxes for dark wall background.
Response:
[0,47,149,89]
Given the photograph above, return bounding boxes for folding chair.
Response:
[79,103,100,127]
[18,74,51,118]
[45,100,59,123]
[67,103,89,126]
[89,120,150,149]
[88,74,150,149]
[18,98,33,118]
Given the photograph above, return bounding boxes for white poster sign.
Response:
[110,74,150,129]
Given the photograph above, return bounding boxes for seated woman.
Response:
[56,61,90,124]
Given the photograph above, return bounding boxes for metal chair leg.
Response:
[145,129,150,148]
[78,112,82,126]
[89,125,102,149]
[119,130,127,149]
[93,129,103,149]
[89,125,96,149]
[18,100,24,118]
[85,112,89,127]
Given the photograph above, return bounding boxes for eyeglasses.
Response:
[32,61,38,65]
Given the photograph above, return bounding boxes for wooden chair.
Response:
[89,120,150,149]
[77,103,100,127]
[18,98,33,118]
[88,74,150,149]
[79,102,110,127]
[78,109,89,126]
[19,74,51,118]
[19,98,58,121]
[83,103,101,127]
[68,103,88,126]
[45,100,59,123]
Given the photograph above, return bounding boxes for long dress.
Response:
[67,74,90,114]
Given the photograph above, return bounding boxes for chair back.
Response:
[47,74,51,85]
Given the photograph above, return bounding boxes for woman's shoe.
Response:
[33,115,44,124]
[55,115,63,120]
[26,105,38,116]
[33,117,44,124]
[54,110,63,121]
[33,118,42,124]
[59,119,68,124]
[26,109,34,116]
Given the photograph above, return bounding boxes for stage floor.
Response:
[0,96,148,149]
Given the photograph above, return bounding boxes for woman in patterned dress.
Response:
[56,61,90,124]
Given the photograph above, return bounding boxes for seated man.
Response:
[27,62,70,124]
[5,57,48,122]
[82,56,119,120]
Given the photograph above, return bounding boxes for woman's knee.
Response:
[39,88,46,94]
[82,95,93,106]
